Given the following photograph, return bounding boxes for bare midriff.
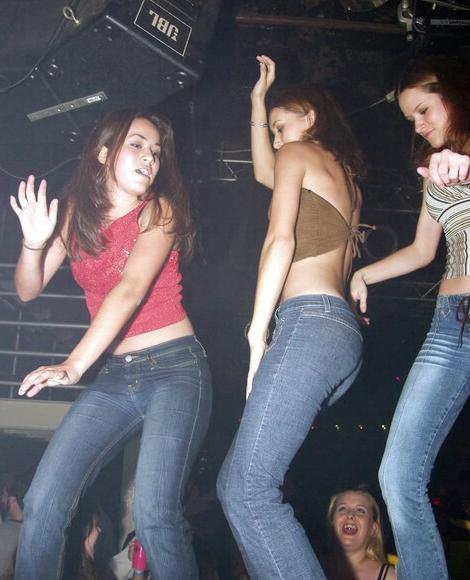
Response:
[439,275,470,296]
[281,245,348,302]
[110,316,194,355]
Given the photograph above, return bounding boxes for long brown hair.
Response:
[397,56,470,165]
[270,85,366,179]
[59,108,194,259]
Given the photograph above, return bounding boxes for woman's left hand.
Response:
[417,149,470,186]
[246,337,266,399]
[18,361,84,397]
[251,55,276,102]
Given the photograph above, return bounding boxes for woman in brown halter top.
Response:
[217,56,366,579]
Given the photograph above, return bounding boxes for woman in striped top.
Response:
[350,56,470,580]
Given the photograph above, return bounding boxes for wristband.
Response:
[250,121,269,128]
[23,239,46,251]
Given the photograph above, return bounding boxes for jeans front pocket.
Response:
[265,316,285,353]
[147,345,197,372]
[435,296,450,319]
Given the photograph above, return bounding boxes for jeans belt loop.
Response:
[322,295,331,313]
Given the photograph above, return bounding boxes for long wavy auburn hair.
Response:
[396,55,470,166]
[58,108,194,259]
[270,85,366,179]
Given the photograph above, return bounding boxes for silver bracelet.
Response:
[250,121,269,128]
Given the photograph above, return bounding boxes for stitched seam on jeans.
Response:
[417,372,470,560]
[382,313,463,579]
[381,390,418,578]
[299,311,363,340]
[192,336,208,357]
[380,318,441,578]
[245,316,297,579]
[416,313,441,361]
[175,352,203,517]
[265,317,285,353]
[56,410,142,579]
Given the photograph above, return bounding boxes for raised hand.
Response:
[10,175,58,249]
[417,150,470,187]
[18,360,84,398]
[251,55,276,101]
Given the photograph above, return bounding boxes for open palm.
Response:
[10,175,58,247]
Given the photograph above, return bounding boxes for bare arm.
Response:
[18,202,176,397]
[10,175,67,301]
[251,55,276,189]
[343,186,362,281]
[246,144,305,394]
[350,181,442,313]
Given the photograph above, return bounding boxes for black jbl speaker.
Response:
[1,0,221,148]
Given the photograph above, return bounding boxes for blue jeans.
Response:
[217,295,363,580]
[379,294,470,580]
[14,336,212,580]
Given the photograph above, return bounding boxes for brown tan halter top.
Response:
[292,182,372,264]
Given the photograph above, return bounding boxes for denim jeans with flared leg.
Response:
[15,336,212,580]
[380,294,470,580]
[218,295,363,580]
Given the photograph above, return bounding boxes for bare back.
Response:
[281,142,361,301]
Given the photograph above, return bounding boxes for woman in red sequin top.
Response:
[10,109,212,580]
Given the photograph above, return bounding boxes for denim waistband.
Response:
[103,335,203,366]
[277,294,350,316]
[436,292,470,309]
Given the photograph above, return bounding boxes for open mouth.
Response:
[136,167,151,179]
[342,523,358,536]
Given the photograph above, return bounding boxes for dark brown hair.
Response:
[397,56,470,165]
[270,85,366,179]
[59,108,194,259]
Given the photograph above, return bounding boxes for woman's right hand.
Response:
[251,55,276,101]
[417,149,470,187]
[246,334,267,399]
[10,175,58,248]
[350,270,368,314]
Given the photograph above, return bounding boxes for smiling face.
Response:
[99,117,161,200]
[331,491,378,554]
[398,84,450,149]
[269,106,315,150]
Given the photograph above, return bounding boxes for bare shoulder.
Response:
[275,143,328,185]
[276,141,324,163]
[139,196,174,231]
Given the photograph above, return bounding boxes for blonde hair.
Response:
[327,488,386,563]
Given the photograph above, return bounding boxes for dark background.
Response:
[1,0,470,570]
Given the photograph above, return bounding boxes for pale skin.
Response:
[330,492,396,580]
[350,83,470,314]
[246,55,362,396]
[10,117,193,397]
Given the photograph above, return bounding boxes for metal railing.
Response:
[0,263,88,401]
